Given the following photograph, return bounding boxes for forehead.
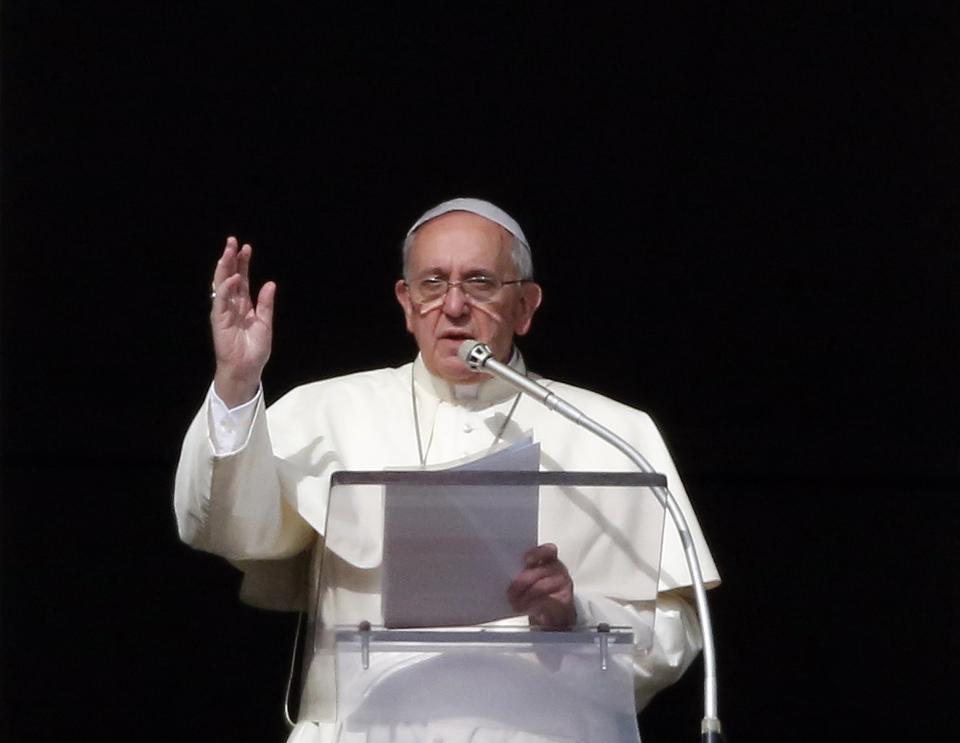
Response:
[407,212,512,274]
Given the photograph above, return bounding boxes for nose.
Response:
[442,282,470,316]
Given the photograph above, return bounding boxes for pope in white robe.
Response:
[174,198,720,743]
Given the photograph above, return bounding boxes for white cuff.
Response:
[207,383,262,455]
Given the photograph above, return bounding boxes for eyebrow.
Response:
[417,267,497,279]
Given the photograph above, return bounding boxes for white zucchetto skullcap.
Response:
[407,197,530,251]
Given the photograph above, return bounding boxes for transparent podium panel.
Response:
[297,470,667,734]
[333,627,643,743]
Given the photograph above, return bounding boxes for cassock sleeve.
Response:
[575,589,702,711]
[173,388,315,561]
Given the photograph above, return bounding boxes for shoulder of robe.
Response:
[534,378,660,433]
[265,365,412,421]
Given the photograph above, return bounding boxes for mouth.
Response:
[438,329,474,341]
[437,331,476,352]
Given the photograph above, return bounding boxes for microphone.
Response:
[459,341,559,407]
[458,340,725,743]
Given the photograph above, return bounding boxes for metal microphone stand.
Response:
[460,341,724,742]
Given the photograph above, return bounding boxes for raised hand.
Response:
[507,543,576,629]
[210,237,276,407]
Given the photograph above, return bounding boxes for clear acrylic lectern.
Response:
[299,469,667,743]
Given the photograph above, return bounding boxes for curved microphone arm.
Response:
[459,341,723,742]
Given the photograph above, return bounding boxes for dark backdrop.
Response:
[2,3,957,742]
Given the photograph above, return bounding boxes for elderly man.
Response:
[175,198,719,743]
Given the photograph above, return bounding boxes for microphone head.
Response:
[457,340,493,370]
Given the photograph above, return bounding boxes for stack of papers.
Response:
[381,438,540,628]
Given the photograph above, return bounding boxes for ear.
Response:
[395,279,415,334]
[513,282,543,337]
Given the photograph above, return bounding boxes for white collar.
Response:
[412,349,527,405]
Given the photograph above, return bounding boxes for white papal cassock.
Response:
[174,353,720,743]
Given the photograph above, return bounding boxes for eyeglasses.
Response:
[405,276,527,304]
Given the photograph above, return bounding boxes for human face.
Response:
[395,211,542,383]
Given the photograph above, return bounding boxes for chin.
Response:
[431,354,483,384]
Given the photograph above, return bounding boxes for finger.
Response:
[210,273,243,322]
[212,237,239,289]
[526,596,576,629]
[234,244,254,315]
[511,571,571,613]
[507,562,564,605]
[237,243,252,289]
[513,570,575,628]
[524,542,559,568]
[256,281,276,329]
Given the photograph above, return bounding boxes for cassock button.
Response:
[463,422,473,433]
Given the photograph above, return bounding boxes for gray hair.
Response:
[403,198,534,282]
[401,228,534,282]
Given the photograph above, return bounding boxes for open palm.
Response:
[210,237,276,406]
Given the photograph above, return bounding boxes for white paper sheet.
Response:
[381,438,540,628]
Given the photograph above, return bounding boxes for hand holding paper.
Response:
[381,438,542,627]
[507,543,576,629]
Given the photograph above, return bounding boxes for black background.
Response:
[2,3,957,742]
